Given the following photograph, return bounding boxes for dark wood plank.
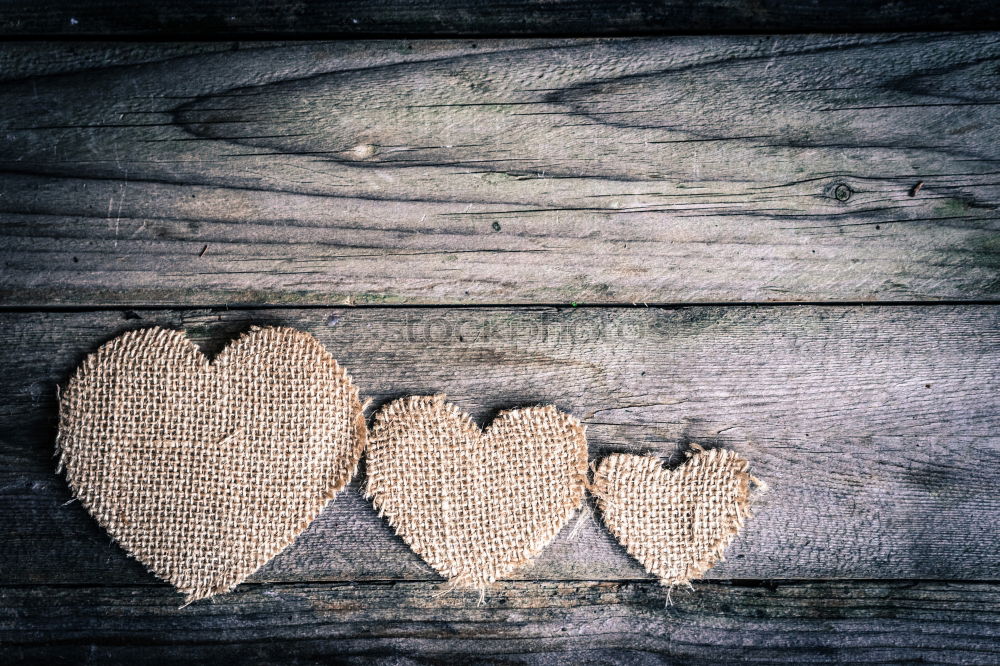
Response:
[2,306,997,585]
[1,36,998,306]
[2,580,997,664]
[1,0,998,37]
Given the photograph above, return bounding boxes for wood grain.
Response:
[2,581,998,664]
[1,36,998,306]
[2,306,997,585]
[1,0,998,37]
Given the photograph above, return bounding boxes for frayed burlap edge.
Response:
[590,444,763,588]
[364,394,589,594]
[56,326,368,604]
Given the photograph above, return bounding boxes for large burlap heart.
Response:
[365,395,588,589]
[592,446,753,585]
[57,326,366,603]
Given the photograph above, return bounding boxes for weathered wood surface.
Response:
[1,35,998,306]
[1,0,998,37]
[3,581,998,664]
[3,306,997,585]
[2,33,998,662]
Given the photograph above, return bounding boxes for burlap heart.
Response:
[57,326,366,603]
[592,446,753,585]
[365,395,588,589]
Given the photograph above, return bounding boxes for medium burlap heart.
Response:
[57,326,366,603]
[365,395,588,589]
[592,446,753,585]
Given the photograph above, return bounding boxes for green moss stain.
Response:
[352,291,399,305]
[479,172,519,185]
[935,198,976,217]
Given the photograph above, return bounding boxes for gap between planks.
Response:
[1,300,999,313]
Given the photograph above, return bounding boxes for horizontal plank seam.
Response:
[2,578,997,590]
[2,300,1000,314]
[0,28,996,41]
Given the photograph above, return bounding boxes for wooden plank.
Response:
[1,0,999,37]
[2,306,997,585]
[1,36,998,306]
[2,581,997,664]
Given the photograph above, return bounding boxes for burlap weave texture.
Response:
[57,326,366,603]
[592,446,752,585]
[365,395,588,589]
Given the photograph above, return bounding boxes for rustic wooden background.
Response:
[1,3,998,663]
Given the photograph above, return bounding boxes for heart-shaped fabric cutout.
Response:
[365,395,588,589]
[57,326,366,603]
[592,446,753,585]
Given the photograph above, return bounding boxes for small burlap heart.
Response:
[365,395,588,589]
[592,446,753,585]
[57,326,366,603]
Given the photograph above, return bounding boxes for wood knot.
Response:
[348,144,377,160]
